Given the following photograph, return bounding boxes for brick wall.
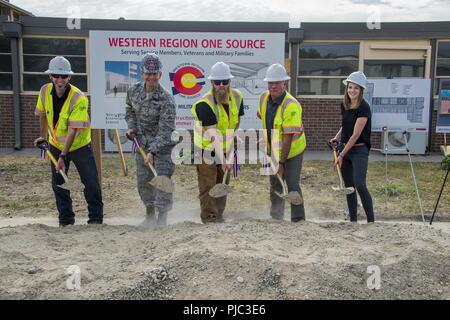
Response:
[0,93,447,152]
[431,110,445,152]
[300,98,444,152]
[0,95,15,148]
[20,95,41,148]
[299,98,383,151]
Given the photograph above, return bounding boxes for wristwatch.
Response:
[59,153,67,160]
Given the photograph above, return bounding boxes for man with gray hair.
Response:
[125,53,176,228]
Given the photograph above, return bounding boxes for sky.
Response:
[11,0,450,26]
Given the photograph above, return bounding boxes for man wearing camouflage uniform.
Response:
[125,53,176,228]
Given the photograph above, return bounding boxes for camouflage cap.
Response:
[141,53,162,73]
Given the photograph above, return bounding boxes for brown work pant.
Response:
[196,162,230,223]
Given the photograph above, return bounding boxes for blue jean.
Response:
[340,145,375,223]
[49,144,103,225]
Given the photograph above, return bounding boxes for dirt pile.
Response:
[0,219,449,300]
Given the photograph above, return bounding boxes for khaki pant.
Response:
[196,162,230,223]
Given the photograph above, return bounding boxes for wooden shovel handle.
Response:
[114,129,127,176]
[333,149,345,189]
[222,167,230,184]
[137,146,157,176]
[46,150,69,183]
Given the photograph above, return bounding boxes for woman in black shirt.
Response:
[330,71,374,223]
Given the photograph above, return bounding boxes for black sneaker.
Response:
[87,221,103,225]
[59,222,74,227]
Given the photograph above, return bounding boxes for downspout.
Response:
[287,28,304,95]
[1,19,22,149]
[11,37,21,150]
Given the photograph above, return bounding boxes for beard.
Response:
[213,87,229,105]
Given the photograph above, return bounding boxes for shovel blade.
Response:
[274,191,287,200]
[56,180,83,191]
[332,186,355,195]
[149,176,174,193]
[345,187,355,195]
[287,191,303,205]
[209,184,233,198]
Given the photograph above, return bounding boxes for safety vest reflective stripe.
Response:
[203,94,218,118]
[35,84,50,115]
[283,126,304,134]
[192,88,241,151]
[54,124,86,141]
[259,93,267,114]
[42,84,91,152]
[258,91,306,160]
[68,120,89,128]
[292,133,303,143]
[193,125,204,138]
[280,98,298,119]
[40,84,49,109]
[231,89,241,109]
[68,92,83,112]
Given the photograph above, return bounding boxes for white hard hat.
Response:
[263,63,290,82]
[45,56,74,75]
[343,71,367,89]
[208,62,234,80]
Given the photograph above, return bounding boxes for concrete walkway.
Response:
[0,148,445,162]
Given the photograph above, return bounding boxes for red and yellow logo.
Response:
[170,64,205,97]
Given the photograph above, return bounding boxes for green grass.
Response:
[1,155,449,220]
[1,195,43,210]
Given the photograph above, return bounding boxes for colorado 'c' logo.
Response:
[170,64,205,97]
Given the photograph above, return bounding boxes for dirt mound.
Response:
[0,219,449,299]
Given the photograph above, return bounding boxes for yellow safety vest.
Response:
[258,90,306,161]
[34,83,91,152]
[192,88,242,152]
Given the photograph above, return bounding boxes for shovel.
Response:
[114,129,128,176]
[133,137,174,194]
[266,156,303,205]
[208,140,237,198]
[36,140,80,191]
[331,146,355,195]
[209,167,233,198]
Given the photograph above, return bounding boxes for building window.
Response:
[435,41,450,95]
[297,42,359,95]
[364,59,425,78]
[22,38,87,92]
[0,37,12,91]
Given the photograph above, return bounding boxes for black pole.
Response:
[430,166,450,225]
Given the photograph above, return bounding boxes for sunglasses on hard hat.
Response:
[213,79,230,86]
[51,74,69,79]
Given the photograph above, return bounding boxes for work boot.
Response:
[156,209,168,227]
[139,206,156,229]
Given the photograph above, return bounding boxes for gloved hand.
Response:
[126,129,136,141]
[34,137,47,148]
[328,138,339,149]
